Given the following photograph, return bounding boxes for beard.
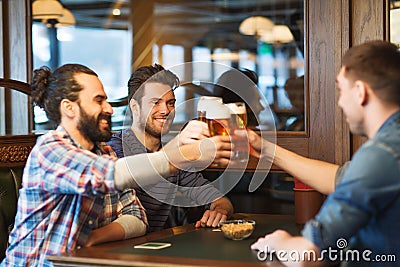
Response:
[77,107,113,143]
[139,119,162,139]
[138,115,172,139]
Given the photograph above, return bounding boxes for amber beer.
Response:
[206,102,231,137]
[198,111,207,122]
[204,103,231,167]
[225,102,249,162]
[197,96,223,123]
[233,113,247,128]
[225,102,247,128]
[208,118,230,136]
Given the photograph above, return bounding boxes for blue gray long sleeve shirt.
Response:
[108,129,223,232]
[302,110,400,266]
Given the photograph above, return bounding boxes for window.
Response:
[32,0,304,132]
[391,1,400,46]
[32,22,131,131]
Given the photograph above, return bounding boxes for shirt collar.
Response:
[55,125,109,155]
[376,109,400,134]
[123,128,162,153]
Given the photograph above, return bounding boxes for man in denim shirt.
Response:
[249,41,400,266]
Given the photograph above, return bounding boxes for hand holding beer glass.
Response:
[197,98,249,164]
[197,100,231,166]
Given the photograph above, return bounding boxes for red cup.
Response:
[293,178,324,224]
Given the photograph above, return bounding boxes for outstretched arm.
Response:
[114,135,232,190]
[247,130,338,195]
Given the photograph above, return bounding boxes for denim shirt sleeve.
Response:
[334,161,350,186]
[302,141,400,250]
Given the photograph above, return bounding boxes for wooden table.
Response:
[48,213,302,267]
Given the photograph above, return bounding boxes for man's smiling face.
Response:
[138,82,176,138]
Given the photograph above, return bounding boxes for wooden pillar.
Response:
[350,0,388,154]
[130,0,154,71]
[183,46,194,119]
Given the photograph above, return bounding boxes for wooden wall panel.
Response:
[350,0,387,154]
[352,0,386,44]
[334,0,351,165]
[307,0,350,164]
[0,1,5,134]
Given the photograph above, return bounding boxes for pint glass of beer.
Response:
[197,96,223,122]
[206,102,231,137]
[225,102,249,162]
[225,102,247,128]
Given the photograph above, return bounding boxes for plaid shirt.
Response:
[1,127,147,267]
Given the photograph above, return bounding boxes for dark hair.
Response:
[214,68,260,126]
[342,40,400,105]
[127,64,179,104]
[31,64,98,124]
[214,68,258,103]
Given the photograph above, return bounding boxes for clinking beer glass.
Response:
[197,96,223,122]
[204,103,231,166]
[225,102,249,162]
[206,103,231,137]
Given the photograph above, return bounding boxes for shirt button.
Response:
[88,220,93,225]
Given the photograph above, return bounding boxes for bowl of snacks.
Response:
[219,219,256,240]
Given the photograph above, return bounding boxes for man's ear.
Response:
[354,80,368,106]
[130,98,140,115]
[60,99,77,118]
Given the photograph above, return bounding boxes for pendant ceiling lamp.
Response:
[239,16,274,37]
[32,0,63,20]
[33,0,75,28]
[54,8,76,27]
[260,25,294,44]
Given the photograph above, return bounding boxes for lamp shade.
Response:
[55,8,76,27]
[260,25,294,44]
[32,0,63,20]
[239,16,274,36]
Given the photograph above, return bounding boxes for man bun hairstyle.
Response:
[31,66,51,109]
[31,64,98,124]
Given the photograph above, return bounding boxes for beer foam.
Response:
[197,96,223,111]
[225,102,246,114]
[206,102,231,119]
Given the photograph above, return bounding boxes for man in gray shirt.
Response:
[108,64,233,232]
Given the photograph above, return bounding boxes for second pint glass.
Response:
[225,102,249,162]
